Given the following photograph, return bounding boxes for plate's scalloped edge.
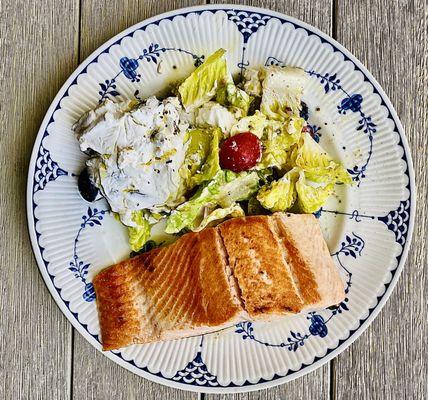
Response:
[26,4,416,394]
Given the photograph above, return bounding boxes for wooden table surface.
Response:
[1,0,426,399]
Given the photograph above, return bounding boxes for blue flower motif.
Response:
[308,314,328,338]
[69,207,107,302]
[119,57,140,82]
[338,94,363,114]
[83,282,96,302]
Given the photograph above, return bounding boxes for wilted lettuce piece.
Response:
[292,133,352,184]
[217,82,252,116]
[190,127,222,187]
[165,170,259,233]
[258,117,304,169]
[179,49,228,110]
[127,210,151,252]
[242,68,262,97]
[195,102,237,133]
[247,196,268,215]
[260,66,308,119]
[295,171,334,213]
[192,204,245,232]
[230,111,267,138]
[257,168,299,212]
[217,171,260,208]
[178,127,222,195]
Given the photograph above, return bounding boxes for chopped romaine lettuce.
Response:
[242,68,262,97]
[258,117,304,169]
[216,170,260,208]
[257,168,299,212]
[230,110,267,138]
[216,82,252,116]
[192,204,245,232]
[179,49,228,110]
[179,127,222,193]
[165,170,260,233]
[195,102,237,132]
[295,171,334,213]
[247,196,267,215]
[190,127,222,186]
[260,66,308,119]
[291,133,352,184]
[179,48,251,120]
[127,210,151,252]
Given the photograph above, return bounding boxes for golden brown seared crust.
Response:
[273,213,345,308]
[94,213,345,350]
[195,228,245,325]
[218,216,304,318]
[93,251,159,350]
[269,215,321,306]
[93,228,246,350]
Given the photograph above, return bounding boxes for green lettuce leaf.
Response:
[192,204,245,232]
[242,68,262,97]
[179,49,228,110]
[295,171,334,213]
[165,170,259,233]
[257,168,299,212]
[195,102,237,132]
[127,210,151,252]
[178,127,222,196]
[230,110,267,138]
[291,133,352,184]
[260,66,308,119]
[258,117,304,169]
[217,83,252,116]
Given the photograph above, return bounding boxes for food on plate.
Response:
[219,132,262,172]
[74,48,352,253]
[94,213,345,350]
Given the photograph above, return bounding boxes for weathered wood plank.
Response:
[334,1,427,399]
[0,0,79,399]
[73,2,203,399]
[207,1,332,399]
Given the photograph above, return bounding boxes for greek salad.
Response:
[74,49,352,252]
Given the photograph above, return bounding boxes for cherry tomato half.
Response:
[219,132,262,172]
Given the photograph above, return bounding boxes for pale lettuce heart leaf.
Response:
[292,133,353,184]
[256,168,299,212]
[195,102,237,133]
[191,204,245,232]
[178,48,228,111]
[258,117,304,169]
[165,170,259,233]
[230,110,267,138]
[260,66,308,119]
[295,171,334,213]
[127,210,151,252]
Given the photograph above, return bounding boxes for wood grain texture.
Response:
[208,1,332,399]
[73,6,199,400]
[0,0,79,399]
[334,1,427,399]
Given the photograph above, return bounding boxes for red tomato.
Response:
[219,132,262,172]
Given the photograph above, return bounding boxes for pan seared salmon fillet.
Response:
[94,213,344,350]
[94,227,246,350]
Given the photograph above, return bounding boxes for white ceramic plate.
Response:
[27,5,415,393]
